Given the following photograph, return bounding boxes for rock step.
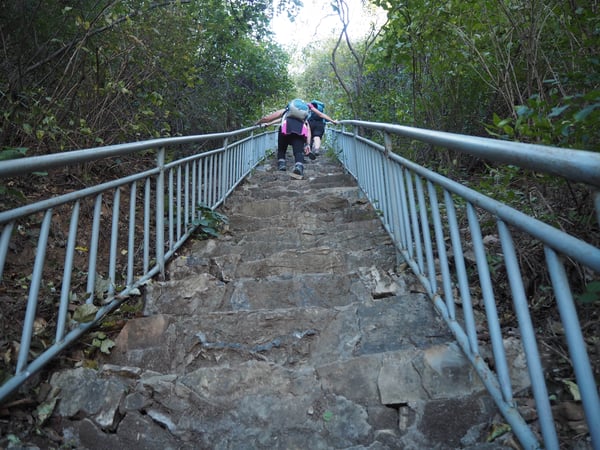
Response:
[167,221,396,285]
[180,219,390,263]
[110,293,455,373]
[52,351,498,450]
[145,271,371,315]
[223,191,380,231]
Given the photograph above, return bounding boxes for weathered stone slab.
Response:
[378,348,428,405]
[227,272,370,310]
[50,367,128,430]
[317,353,385,405]
[356,294,453,355]
[109,314,176,372]
[143,274,228,315]
[377,342,486,406]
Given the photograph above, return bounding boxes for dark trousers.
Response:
[309,120,325,139]
[278,131,305,164]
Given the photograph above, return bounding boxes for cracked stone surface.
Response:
[42,156,517,449]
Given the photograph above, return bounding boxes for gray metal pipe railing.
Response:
[2,119,599,449]
[330,122,600,450]
[341,120,600,189]
[0,127,277,403]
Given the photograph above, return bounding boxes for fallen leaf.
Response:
[487,423,511,442]
[35,396,57,425]
[562,379,581,401]
[72,303,99,323]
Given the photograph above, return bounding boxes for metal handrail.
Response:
[2,120,599,449]
[0,128,277,403]
[330,122,600,450]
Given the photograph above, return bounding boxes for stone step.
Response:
[150,238,403,314]
[54,342,498,449]
[167,222,396,282]
[223,190,378,231]
[110,293,456,374]
[145,271,368,315]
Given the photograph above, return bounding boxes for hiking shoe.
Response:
[312,147,320,156]
[278,159,286,171]
[290,163,304,179]
[304,145,316,160]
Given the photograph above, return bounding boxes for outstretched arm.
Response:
[255,109,286,126]
[308,104,338,125]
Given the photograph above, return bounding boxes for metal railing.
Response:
[2,120,599,449]
[0,128,276,403]
[330,121,600,450]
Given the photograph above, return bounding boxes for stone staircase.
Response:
[46,155,509,449]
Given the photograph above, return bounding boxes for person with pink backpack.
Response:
[255,99,336,179]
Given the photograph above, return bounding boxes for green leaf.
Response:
[100,338,116,354]
[492,113,502,126]
[7,434,21,445]
[573,103,599,122]
[548,105,569,118]
[496,118,512,128]
[562,379,581,401]
[35,397,57,425]
[72,303,99,323]
[193,217,210,227]
[515,105,532,118]
[95,276,113,297]
[487,423,511,442]
[0,147,28,161]
[202,227,219,237]
[576,281,600,304]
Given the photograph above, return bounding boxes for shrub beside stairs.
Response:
[47,155,512,449]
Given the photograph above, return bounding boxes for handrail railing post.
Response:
[156,147,166,280]
[383,131,392,159]
[595,190,600,228]
[222,137,229,205]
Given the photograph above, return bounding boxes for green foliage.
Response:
[295,40,346,120]
[371,0,494,131]
[72,303,99,323]
[193,204,229,238]
[577,281,600,304]
[0,1,293,153]
[0,147,28,161]
[366,0,600,143]
[487,89,600,150]
[89,331,116,355]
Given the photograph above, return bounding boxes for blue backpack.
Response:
[286,99,310,120]
[308,100,325,123]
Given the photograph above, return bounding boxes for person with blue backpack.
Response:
[255,99,336,179]
[307,100,337,156]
